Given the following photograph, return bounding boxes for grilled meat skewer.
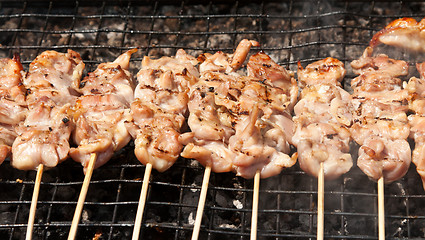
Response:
[70,49,137,172]
[350,47,411,183]
[125,49,199,172]
[12,50,84,170]
[292,58,354,180]
[180,39,297,179]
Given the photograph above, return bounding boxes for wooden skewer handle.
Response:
[26,164,44,240]
[132,163,153,240]
[317,162,324,240]
[250,170,261,240]
[378,176,385,240]
[191,165,211,240]
[68,153,97,240]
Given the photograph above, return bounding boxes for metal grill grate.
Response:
[0,1,425,239]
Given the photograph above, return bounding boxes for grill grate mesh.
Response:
[0,1,425,239]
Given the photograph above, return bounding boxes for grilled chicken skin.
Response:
[0,56,26,164]
[12,50,84,170]
[125,49,199,172]
[370,17,425,52]
[180,39,297,179]
[247,52,298,110]
[350,47,411,183]
[292,58,353,180]
[70,49,137,172]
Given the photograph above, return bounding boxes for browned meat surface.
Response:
[0,56,26,164]
[350,48,411,183]
[70,49,136,172]
[12,50,84,170]
[125,49,199,172]
[247,52,298,109]
[293,58,353,180]
[370,17,425,52]
[180,40,296,179]
[350,47,408,77]
[297,57,346,88]
[198,39,260,74]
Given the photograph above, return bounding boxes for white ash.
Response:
[81,209,89,223]
[190,183,199,193]
[218,223,237,229]
[232,199,243,209]
[189,159,201,168]
[188,212,195,225]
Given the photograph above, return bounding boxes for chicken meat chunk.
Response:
[370,17,425,52]
[408,115,425,189]
[297,57,346,88]
[247,52,298,109]
[0,56,26,164]
[406,63,425,115]
[406,62,425,189]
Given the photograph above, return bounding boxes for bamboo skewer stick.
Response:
[250,170,261,240]
[378,176,385,240]
[191,165,212,240]
[68,153,97,240]
[25,164,44,240]
[132,163,153,240]
[317,162,325,240]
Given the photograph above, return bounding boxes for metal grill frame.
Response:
[0,1,425,239]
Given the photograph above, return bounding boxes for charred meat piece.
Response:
[180,40,296,179]
[0,56,26,164]
[125,49,199,172]
[12,50,84,170]
[70,49,136,172]
[370,17,425,52]
[350,48,411,183]
[293,58,353,180]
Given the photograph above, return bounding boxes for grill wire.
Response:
[0,0,425,239]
